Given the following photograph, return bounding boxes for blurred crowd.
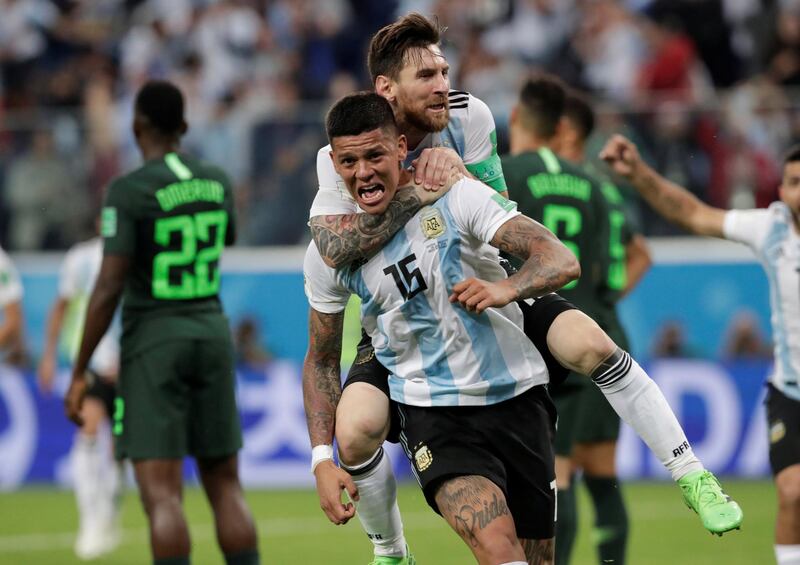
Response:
[1,0,799,248]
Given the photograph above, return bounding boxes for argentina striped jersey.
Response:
[724,202,800,401]
[304,178,550,407]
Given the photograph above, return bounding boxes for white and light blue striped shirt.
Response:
[304,178,550,407]
[724,202,800,401]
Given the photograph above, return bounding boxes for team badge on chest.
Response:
[420,207,446,239]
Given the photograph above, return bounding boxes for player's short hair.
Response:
[783,144,800,166]
[517,75,566,139]
[326,91,399,143]
[563,91,595,141]
[367,12,443,83]
[134,80,185,136]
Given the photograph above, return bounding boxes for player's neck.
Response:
[140,141,181,162]
[510,130,554,156]
[398,121,428,151]
[559,143,585,165]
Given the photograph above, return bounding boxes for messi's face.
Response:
[330,127,408,215]
[780,161,800,221]
[389,45,450,134]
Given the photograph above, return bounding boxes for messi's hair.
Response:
[367,12,444,83]
[783,144,800,166]
[134,80,185,136]
[517,74,567,139]
[563,90,595,141]
[326,91,399,143]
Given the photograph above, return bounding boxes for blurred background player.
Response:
[502,74,741,551]
[0,246,25,367]
[552,90,652,565]
[64,80,260,565]
[38,227,124,560]
[601,134,800,565]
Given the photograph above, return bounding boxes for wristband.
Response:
[311,444,334,474]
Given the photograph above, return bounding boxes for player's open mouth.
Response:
[428,103,446,112]
[358,184,385,205]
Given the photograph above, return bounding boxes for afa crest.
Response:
[420,207,446,239]
[414,443,434,472]
[770,420,786,444]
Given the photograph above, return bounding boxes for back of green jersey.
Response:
[102,152,236,315]
[503,148,610,316]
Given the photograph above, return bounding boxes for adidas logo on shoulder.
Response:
[448,90,469,109]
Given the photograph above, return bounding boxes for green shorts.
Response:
[114,337,242,460]
[552,375,620,457]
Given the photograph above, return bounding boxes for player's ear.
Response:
[375,75,394,102]
[397,133,407,161]
[509,105,519,126]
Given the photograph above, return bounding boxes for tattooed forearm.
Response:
[303,309,345,446]
[310,187,424,268]
[492,216,580,299]
[520,538,554,565]
[435,476,511,548]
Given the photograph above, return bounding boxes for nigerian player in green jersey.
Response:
[502,75,743,561]
[64,81,260,565]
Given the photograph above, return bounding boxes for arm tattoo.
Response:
[520,538,554,565]
[493,216,578,299]
[434,476,510,548]
[310,187,423,268]
[303,309,345,447]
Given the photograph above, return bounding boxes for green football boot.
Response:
[368,545,416,564]
[678,470,743,536]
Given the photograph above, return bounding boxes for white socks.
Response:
[72,433,123,534]
[341,447,407,558]
[591,349,704,481]
[73,434,104,533]
[776,545,800,564]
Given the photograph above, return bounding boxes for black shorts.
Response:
[396,385,557,540]
[85,370,117,418]
[766,384,800,475]
[343,294,575,442]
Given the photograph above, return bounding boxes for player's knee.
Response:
[575,325,617,376]
[776,476,800,511]
[335,415,388,466]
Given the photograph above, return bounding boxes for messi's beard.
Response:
[397,101,450,136]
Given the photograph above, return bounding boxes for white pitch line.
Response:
[0,512,441,553]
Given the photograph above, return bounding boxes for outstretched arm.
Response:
[303,308,359,525]
[600,135,727,238]
[450,215,580,313]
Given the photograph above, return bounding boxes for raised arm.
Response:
[600,135,727,238]
[450,215,580,314]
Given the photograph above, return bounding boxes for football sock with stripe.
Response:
[341,447,407,558]
[591,349,704,481]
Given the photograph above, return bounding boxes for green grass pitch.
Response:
[0,480,774,564]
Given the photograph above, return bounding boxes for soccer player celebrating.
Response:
[309,13,508,563]
[305,90,580,565]
[601,134,800,565]
[64,80,260,565]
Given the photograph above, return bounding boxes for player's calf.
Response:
[335,382,392,466]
